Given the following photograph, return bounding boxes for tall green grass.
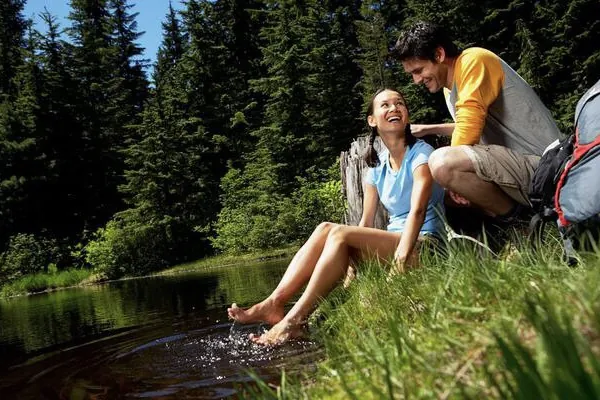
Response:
[244,232,600,399]
[0,268,92,297]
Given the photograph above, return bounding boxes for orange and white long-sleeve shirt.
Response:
[444,47,560,155]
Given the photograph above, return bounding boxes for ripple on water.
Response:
[64,322,322,399]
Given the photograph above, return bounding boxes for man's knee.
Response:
[429,146,473,186]
[429,147,454,186]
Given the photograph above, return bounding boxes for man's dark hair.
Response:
[392,21,461,62]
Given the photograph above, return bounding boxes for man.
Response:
[392,21,561,222]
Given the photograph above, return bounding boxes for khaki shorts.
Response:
[462,144,540,206]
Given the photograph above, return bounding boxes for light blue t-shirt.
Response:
[365,140,445,235]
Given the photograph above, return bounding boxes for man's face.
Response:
[401,58,445,93]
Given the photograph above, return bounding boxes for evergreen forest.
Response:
[1,0,599,282]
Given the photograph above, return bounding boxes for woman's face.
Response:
[367,90,408,134]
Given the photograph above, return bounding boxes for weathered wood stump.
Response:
[340,136,388,229]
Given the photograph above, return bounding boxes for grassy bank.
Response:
[243,234,600,399]
[0,268,93,298]
[156,245,298,275]
[0,245,298,298]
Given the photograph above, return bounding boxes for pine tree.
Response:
[67,0,148,233]
[0,0,28,97]
[525,0,600,130]
[355,0,397,98]
[107,0,148,129]
[33,11,88,240]
[117,0,234,262]
[251,0,340,189]
[153,0,186,86]
[0,1,33,246]
[310,0,364,156]
[489,0,600,131]
[179,0,265,164]
[66,0,115,233]
[121,100,215,261]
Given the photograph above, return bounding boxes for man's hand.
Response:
[449,190,471,206]
[410,123,455,138]
[410,124,430,138]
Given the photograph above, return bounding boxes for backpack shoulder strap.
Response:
[575,78,600,126]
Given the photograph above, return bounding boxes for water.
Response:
[0,260,322,399]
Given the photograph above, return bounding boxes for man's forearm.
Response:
[411,123,455,137]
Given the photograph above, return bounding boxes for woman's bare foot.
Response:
[249,319,306,346]
[227,298,285,326]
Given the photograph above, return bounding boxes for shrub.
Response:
[212,161,346,254]
[278,176,346,242]
[0,233,60,282]
[85,214,171,279]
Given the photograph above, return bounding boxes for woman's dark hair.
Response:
[364,88,416,168]
[391,21,461,62]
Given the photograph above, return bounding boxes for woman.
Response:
[228,89,445,345]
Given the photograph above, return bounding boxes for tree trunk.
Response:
[340,136,388,229]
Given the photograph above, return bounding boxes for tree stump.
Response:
[340,136,388,229]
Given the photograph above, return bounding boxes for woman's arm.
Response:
[392,164,433,272]
[411,123,455,138]
[359,183,379,228]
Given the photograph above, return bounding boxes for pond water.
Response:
[0,259,322,399]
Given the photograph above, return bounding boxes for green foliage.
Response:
[355,0,403,97]
[211,147,288,253]
[153,1,186,84]
[251,0,363,190]
[0,0,27,95]
[212,156,346,254]
[85,212,171,279]
[0,233,60,282]
[278,173,346,241]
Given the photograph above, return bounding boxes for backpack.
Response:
[529,134,574,220]
[529,78,600,264]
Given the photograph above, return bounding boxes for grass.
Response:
[239,231,600,399]
[0,268,93,298]
[0,245,299,298]
[156,245,298,275]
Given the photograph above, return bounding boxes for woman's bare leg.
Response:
[250,226,402,345]
[342,247,361,288]
[228,222,340,325]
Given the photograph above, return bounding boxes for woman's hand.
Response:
[394,252,407,272]
[387,254,407,281]
[392,255,406,275]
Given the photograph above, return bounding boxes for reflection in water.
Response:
[0,259,322,399]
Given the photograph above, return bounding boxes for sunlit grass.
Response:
[0,268,92,298]
[243,231,600,399]
[156,244,298,275]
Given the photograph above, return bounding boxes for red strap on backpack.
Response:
[555,127,600,226]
